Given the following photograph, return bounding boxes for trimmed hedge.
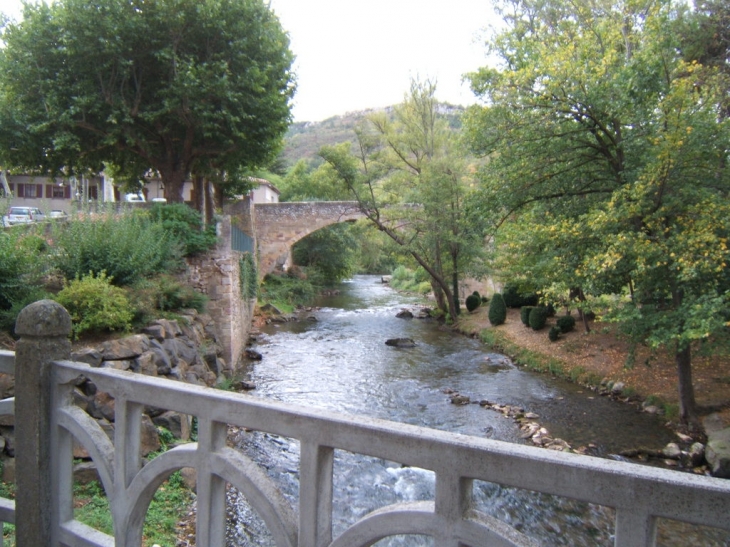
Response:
[488,293,507,326]
[520,306,534,326]
[556,315,576,333]
[529,306,548,330]
[465,294,481,312]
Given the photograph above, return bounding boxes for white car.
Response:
[5,206,46,226]
[124,193,146,202]
[48,210,69,221]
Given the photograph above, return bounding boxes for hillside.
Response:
[280,103,466,168]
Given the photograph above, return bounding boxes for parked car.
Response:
[5,206,46,226]
[48,210,69,221]
[124,193,146,203]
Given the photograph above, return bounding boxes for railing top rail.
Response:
[54,359,730,532]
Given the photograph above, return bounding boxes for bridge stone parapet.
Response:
[254,201,364,276]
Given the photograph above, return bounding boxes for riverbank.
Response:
[455,306,730,436]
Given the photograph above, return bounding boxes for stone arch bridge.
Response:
[251,201,365,276]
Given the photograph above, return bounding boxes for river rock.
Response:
[396,309,414,319]
[450,394,470,405]
[385,338,416,348]
[688,442,705,467]
[245,348,263,360]
[706,427,730,478]
[662,442,682,459]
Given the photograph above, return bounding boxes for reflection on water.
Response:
[227,276,728,546]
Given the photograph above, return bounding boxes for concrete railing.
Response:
[1,300,730,546]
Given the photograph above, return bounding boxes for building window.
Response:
[52,185,65,198]
[18,183,42,198]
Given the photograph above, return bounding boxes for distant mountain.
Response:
[280,103,466,168]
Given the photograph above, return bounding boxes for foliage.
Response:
[292,223,359,285]
[502,285,539,309]
[465,293,481,312]
[52,212,181,286]
[529,307,548,331]
[54,272,134,338]
[148,203,217,256]
[259,273,317,309]
[548,326,561,342]
[239,252,258,301]
[319,79,488,319]
[465,0,730,424]
[520,306,534,327]
[488,293,507,326]
[389,266,433,295]
[0,229,49,332]
[129,275,207,325]
[0,0,295,201]
[556,315,576,334]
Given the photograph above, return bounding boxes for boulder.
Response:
[71,348,103,368]
[385,338,416,348]
[101,334,151,360]
[396,310,414,319]
[706,427,730,478]
[245,349,263,361]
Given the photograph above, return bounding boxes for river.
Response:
[229,275,728,546]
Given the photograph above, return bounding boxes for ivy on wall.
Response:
[239,252,258,301]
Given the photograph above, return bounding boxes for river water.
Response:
[229,275,728,546]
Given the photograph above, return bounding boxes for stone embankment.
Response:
[0,309,235,484]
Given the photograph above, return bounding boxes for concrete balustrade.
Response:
[0,299,729,546]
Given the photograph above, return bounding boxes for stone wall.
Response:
[185,215,255,370]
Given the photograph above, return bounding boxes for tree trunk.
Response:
[193,174,205,220]
[159,169,187,203]
[205,179,215,226]
[451,261,461,317]
[676,343,699,428]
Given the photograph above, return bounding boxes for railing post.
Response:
[14,300,72,547]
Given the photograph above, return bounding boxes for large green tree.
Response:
[321,80,487,320]
[465,0,730,426]
[0,0,295,202]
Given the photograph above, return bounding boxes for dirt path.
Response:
[456,307,730,431]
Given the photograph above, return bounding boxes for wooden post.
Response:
[14,300,71,546]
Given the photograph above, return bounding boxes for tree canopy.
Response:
[321,80,488,320]
[0,0,295,202]
[464,0,730,425]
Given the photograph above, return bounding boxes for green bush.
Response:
[556,315,576,333]
[465,294,481,312]
[502,284,539,308]
[131,275,207,320]
[520,306,534,326]
[548,326,561,342]
[0,230,49,332]
[472,290,481,299]
[260,273,316,308]
[54,272,134,338]
[53,213,182,286]
[148,203,218,256]
[488,293,507,326]
[529,306,549,330]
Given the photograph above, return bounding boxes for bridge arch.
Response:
[254,201,365,276]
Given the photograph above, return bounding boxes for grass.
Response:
[479,327,609,390]
[73,471,193,545]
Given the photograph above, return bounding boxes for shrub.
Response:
[529,306,548,330]
[548,326,561,342]
[520,306,534,326]
[0,230,49,332]
[53,213,182,286]
[132,275,207,318]
[54,272,134,338]
[148,203,218,256]
[556,315,576,333]
[465,294,481,312]
[488,293,507,326]
[472,290,481,299]
[502,284,539,308]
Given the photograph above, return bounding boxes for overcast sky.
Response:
[0,0,499,122]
